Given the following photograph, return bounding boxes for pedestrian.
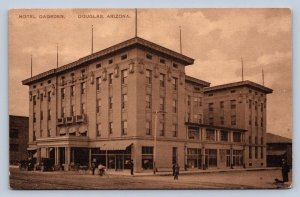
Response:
[174,163,180,180]
[172,163,176,176]
[281,158,290,182]
[130,160,134,175]
[91,158,96,175]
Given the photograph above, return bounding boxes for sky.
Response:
[9,8,292,138]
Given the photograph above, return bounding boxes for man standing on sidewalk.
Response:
[129,160,134,176]
[174,163,180,180]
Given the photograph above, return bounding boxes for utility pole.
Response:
[153,110,158,174]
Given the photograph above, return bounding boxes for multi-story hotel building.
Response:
[22,37,272,172]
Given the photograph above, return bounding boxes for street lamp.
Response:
[153,110,166,174]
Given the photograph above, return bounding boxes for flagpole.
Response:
[56,43,59,68]
[179,26,182,54]
[30,55,33,77]
[241,57,244,81]
[135,8,137,37]
[91,25,94,54]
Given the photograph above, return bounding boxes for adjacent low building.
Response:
[22,36,273,172]
[9,115,29,164]
[266,133,292,167]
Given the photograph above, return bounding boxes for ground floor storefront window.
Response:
[205,149,217,167]
[232,150,243,166]
[187,148,202,169]
[91,148,131,170]
[219,149,231,167]
[142,146,153,170]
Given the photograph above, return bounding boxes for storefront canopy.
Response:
[79,125,88,133]
[59,127,67,134]
[100,142,132,151]
[27,147,37,151]
[69,126,77,134]
[267,150,287,156]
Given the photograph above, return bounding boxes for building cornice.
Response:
[22,37,194,85]
[203,80,273,94]
[186,122,247,132]
[185,75,210,87]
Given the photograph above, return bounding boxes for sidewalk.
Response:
[10,165,280,177]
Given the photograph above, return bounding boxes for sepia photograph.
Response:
[9,8,292,189]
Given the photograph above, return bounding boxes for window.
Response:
[33,85,36,89]
[159,122,165,136]
[160,58,166,64]
[255,146,258,159]
[249,146,252,159]
[159,74,165,87]
[96,99,101,113]
[109,122,113,134]
[146,121,151,135]
[121,69,128,85]
[255,101,258,111]
[121,54,127,60]
[146,54,152,60]
[231,115,236,126]
[233,132,242,142]
[122,94,127,109]
[232,150,243,166]
[220,101,224,109]
[71,85,75,96]
[208,93,213,96]
[81,70,86,79]
[230,100,236,109]
[108,59,113,64]
[48,109,51,120]
[109,96,113,109]
[142,146,153,170]
[71,105,75,116]
[249,100,252,109]
[159,97,165,111]
[261,117,263,127]
[187,148,202,169]
[255,116,258,126]
[61,88,65,99]
[172,99,177,113]
[33,96,36,105]
[261,147,264,159]
[249,114,252,125]
[61,107,65,118]
[187,96,191,106]
[81,82,86,94]
[220,130,228,141]
[96,63,102,68]
[220,116,224,125]
[188,126,200,139]
[10,129,19,139]
[208,103,214,112]
[61,76,65,85]
[109,73,113,85]
[96,123,101,136]
[40,94,43,102]
[47,80,51,84]
[81,103,86,114]
[48,91,51,102]
[205,149,217,167]
[206,129,215,141]
[146,70,152,84]
[231,90,236,93]
[40,111,44,120]
[172,124,177,137]
[96,77,101,91]
[261,137,264,144]
[33,112,36,123]
[172,77,177,90]
[172,147,178,164]
[173,63,178,68]
[122,121,127,135]
[209,117,214,125]
[261,103,263,112]
[146,95,151,109]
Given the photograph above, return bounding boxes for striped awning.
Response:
[79,125,88,133]
[69,126,77,134]
[100,142,132,151]
[60,127,67,134]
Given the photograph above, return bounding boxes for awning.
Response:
[79,125,88,133]
[60,127,67,134]
[100,142,132,151]
[69,126,77,134]
[267,150,287,156]
[27,147,37,151]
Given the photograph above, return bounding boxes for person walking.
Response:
[129,160,134,175]
[91,158,96,175]
[174,163,180,180]
[172,163,176,176]
[281,158,290,182]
